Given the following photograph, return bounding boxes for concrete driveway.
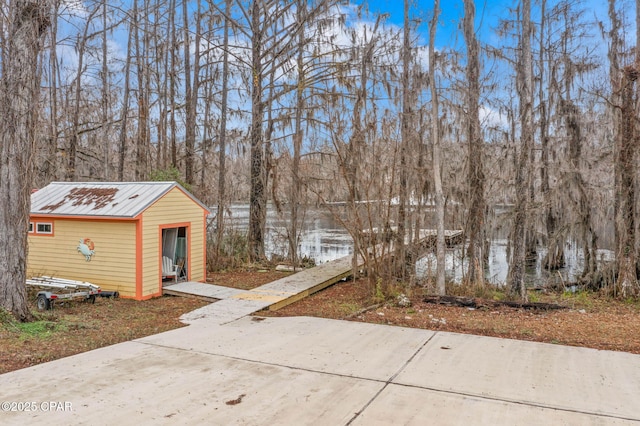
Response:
[1,314,639,425]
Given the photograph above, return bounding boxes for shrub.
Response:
[149,166,192,193]
[207,229,250,271]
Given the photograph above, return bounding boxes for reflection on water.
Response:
[417,240,614,286]
[221,205,353,263]
[219,205,613,286]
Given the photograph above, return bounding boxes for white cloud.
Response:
[59,0,89,20]
[479,105,508,130]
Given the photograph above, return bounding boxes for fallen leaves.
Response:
[225,394,246,406]
[263,277,640,355]
[0,296,209,374]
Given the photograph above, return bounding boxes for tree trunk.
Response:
[215,0,231,260]
[0,0,52,321]
[67,7,97,180]
[183,0,196,185]
[395,0,415,282]
[169,0,177,168]
[135,0,150,181]
[508,0,533,301]
[608,0,639,296]
[288,0,308,267]
[463,0,486,285]
[346,18,380,281]
[101,0,111,180]
[429,0,446,296]
[192,0,202,185]
[43,5,59,184]
[539,0,564,271]
[248,0,266,262]
[563,97,598,280]
[118,17,133,181]
[615,66,639,296]
[157,19,169,171]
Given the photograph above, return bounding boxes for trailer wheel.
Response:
[36,294,51,311]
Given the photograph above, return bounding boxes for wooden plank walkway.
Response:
[255,255,354,311]
[363,227,463,247]
[163,282,246,302]
[164,254,359,322]
[166,228,461,322]
[414,229,464,250]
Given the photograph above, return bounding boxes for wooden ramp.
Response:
[166,229,462,321]
[363,227,464,257]
[163,282,246,302]
[164,255,358,318]
[414,229,464,251]
[255,255,354,311]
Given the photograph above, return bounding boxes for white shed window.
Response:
[36,223,53,234]
[28,222,34,233]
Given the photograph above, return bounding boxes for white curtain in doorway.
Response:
[162,228,178,261]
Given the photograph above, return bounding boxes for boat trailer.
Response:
[26,276,103,311]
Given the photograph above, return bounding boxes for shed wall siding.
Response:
[141,188,207,297]
[27,219,137,297]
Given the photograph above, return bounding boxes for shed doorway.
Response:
[162,226,188,283]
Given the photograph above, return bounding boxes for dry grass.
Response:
[3,269,639,376]
[0,296,209,374]
[0,269,287,374]
[261,277,640,354]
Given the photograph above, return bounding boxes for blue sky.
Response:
[354,0,514,44]
[352,0,616,51]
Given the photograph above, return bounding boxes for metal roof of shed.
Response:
[30,181,208,218]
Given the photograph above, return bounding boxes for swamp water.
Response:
[219,205,613,287]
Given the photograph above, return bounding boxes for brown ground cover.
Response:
[0,270,285,374]
[260,277,640,355]
[2,269,639,375]
[0,296,209,374]
[205,269,291,290]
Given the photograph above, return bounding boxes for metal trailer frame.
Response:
[26,276,102,311]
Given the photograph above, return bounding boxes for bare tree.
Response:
[215,0,232,259]
[169,0,178,167]
[101,0,111,180]
[615,64,639,296]
[39,2,60,185]
[538,0,564,272]
[557,3,599,282]
[118,15,134,181]
[280,0,342,267]
[606,0,639,297]
[394,0,416,282]
[247,0,268,261]
[66,5,100,180]
[287,0,308,267]
[429,0,445,296]
[0,0,53,321]
[183,0,200,185]
[463,0,486,285]
[133,0,149,180]
[507,0,534,301]
[241,0,307,261]
[345,16,381,279]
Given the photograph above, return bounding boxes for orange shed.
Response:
[28,181,209,300]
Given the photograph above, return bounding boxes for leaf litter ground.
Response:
[2,269,639,374]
